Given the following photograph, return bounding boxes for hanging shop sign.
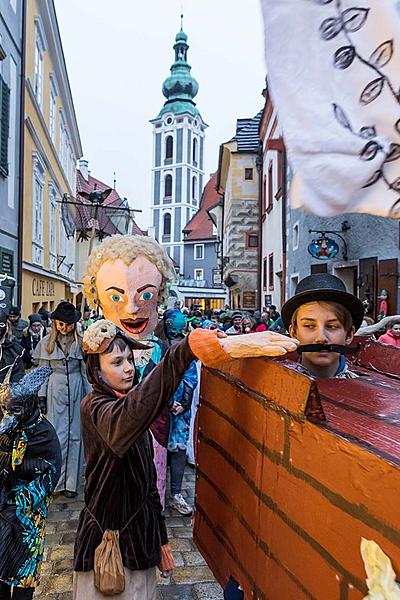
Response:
[308,236,339,261]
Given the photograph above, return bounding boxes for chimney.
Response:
[79,159,89,181]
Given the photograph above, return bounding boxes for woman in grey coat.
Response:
[33,301,91,498]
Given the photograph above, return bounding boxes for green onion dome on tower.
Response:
[158,19,200,118]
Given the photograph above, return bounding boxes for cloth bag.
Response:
[93,529,125,596]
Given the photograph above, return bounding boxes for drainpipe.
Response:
[17,0,26,307]
[256,143,263,310]
[281,147,288,304]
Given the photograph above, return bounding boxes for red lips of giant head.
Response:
[120,318,149,336]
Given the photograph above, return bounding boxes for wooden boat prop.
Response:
[193,337,400,599]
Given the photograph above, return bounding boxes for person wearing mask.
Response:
[225,312,242,335]
[7,307,28,342]
[21,314,47,369]
[0,367,61,600]
[0,312,25,384]
[378,320,400,347]
[33,301,91,498]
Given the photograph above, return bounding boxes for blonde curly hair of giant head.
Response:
[83,235,176,308]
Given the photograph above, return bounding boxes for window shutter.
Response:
[0,75,10,177]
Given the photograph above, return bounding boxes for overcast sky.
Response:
[55,0,266,229]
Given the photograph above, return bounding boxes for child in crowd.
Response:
[378,319,400,348]
[281,273,364,379]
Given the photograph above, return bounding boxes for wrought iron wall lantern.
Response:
[308,220,351,261]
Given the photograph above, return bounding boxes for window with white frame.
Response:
[32,156,45,245]
[194,268,204,281]
[293,222,299,251]
[49,84,57,143]
[194,243,204,260]
[34,23,44,107]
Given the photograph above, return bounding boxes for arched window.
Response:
[192,138,198,165]
[192,176,197,202]
[164,174,172,198]
[163,213,171,236]
[165,135,173,161]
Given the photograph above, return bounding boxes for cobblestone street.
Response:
[34,469,223,599]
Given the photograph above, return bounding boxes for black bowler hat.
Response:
[281,273,364,331]
[51,301,81,324]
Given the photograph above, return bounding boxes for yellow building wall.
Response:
[22,0,78,317]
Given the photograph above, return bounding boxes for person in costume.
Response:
[0,366,61,600]
[0,312,25,385]
[163,309,198,516]
[20,314,47,370]
[82,235,176,506]
[73,316,299,600]
[33,301,91,498]
[281,273,364,379]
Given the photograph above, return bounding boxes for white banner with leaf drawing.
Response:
[261,0,400,217]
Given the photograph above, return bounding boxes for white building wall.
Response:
[261,107,284,309]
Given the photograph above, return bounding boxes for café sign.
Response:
[32,278,55,298]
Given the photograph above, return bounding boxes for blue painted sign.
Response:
[308,237,339,260]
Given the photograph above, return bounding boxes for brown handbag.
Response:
[93,530,125,596]
[86,497,147,596]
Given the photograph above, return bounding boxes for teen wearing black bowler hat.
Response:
[281,273,364,379]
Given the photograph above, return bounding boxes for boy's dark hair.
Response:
[291,301,353,334]
[103,335,131,355]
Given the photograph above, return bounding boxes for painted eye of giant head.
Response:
[166,319,174,328]
[110,293,124,303]
[140,291,154,301]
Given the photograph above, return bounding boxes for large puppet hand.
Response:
[218,331,299,359]
[158,543,175,578]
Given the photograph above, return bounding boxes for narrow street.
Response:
[34,469,223,600]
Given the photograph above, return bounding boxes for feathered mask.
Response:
[0,366,53,435]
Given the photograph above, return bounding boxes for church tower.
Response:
[150,17,207,274]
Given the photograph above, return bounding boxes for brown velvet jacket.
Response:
[73,329,228,572]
